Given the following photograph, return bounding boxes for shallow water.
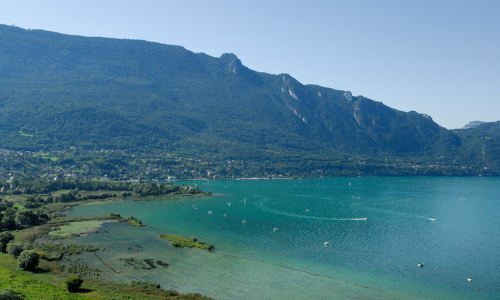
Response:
[66,177,500,299]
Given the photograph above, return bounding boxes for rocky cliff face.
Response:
[463,121,485,129]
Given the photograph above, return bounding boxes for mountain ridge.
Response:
[0,24,498,175]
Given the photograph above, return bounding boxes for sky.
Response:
[1,0,499,129]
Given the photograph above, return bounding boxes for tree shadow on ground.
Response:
[33,267,51,274]
[74,288,93,294]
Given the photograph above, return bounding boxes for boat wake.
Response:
[254,199,366,221]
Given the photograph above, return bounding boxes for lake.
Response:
[66,177,500,299]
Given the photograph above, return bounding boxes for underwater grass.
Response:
[48,220,117,238]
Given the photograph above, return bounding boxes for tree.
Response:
[17,250,39,271]
[0,232,14,253]
[16,210,39,226]
[0,288,23,300]
[1,207,17,229]
[65,276,83,292]
[6,243,24,258]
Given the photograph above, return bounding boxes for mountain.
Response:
[0,24,498,175]
[463,121,485,129]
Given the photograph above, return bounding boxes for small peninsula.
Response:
[158,234,215,251]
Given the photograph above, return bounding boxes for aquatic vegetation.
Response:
[44,252,63,261]
[156,260,169,268]
[119,216,146,227]
[63,256,102,278]
[48,220,117,238]
[35,242,99,256]
[120,257,158,270]
[158,234,214,251]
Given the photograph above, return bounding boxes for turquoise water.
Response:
[66,177,500,299]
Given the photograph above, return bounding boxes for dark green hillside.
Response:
[453,121,500,171]
[0,24,498,175]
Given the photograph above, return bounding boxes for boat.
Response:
[418,263,424,267]
[324,242,330,246]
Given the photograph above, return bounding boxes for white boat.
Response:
[418,263,424,267]
[324,242,330,246]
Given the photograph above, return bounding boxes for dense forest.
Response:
[0,24,498,177]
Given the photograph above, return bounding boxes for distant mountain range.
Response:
[0,24,498,175]
[463,121,485,129]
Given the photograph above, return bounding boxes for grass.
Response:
[158,234,214,251]
[0,254,88,299]
[18,130,34,137]
[13,202,25,209]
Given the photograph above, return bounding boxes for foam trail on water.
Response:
[342,202,436,221]
[254,199,366,221]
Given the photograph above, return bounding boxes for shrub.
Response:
[65,276,83,292]
[191,236,198,242]
[17,250,40,271]
[0,232,14,253]
[45,252,63,261]
[165,290,179,297]
[0,288,22,300]
[6,243,24,258]
[129,281,160,289]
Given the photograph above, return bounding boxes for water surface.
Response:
[67,177,500,299]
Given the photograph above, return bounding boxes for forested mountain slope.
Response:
[0,24,498,174]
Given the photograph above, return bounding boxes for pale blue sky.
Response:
[1,0,499,129]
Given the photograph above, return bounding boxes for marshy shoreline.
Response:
[0,180,216,299]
